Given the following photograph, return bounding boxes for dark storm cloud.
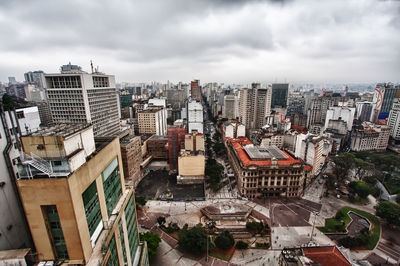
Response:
[0,0,399,83]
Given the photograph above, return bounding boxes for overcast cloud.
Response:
[0,0,399,84]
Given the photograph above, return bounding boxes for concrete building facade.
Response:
[16,124,148,265]
[226,137,309,199]
[137,106,167,136]
[351,122,390,151]
[187,100,203,134]
[45,70,120,137]
[120,134,143,187]
[388,99,400,141]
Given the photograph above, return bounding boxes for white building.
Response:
[45,68,120,137]
[296,134,331,177]
[260,134,284,149]
[388,99,400,141]
[15,106,41,135]
[223,122,246,139]
[0,110,36,250]
[148,98,167,108]
[187,100,203,134]
[324,106,355,132]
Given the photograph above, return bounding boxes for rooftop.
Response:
[27,123,91,138]
[302,246,351,266]
[228,137,302,167]
[148,135,168,140]
[244,146,288,160]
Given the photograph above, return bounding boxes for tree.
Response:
[331,153,355,183]
[2,94,16,111]
[135,195,147,207]
[354,158,374,180]
[214,231,234,250]
[157,216,166,227]
[236,240,248,249]
[140,232,161,259]
[178,225,209,254]
[349,181,374,199]
[246,222,264,235]
[376,201,400,226]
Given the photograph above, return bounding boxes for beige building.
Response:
[16,124,148,265]
[226,137,310,199]
[137,106,167,135]
[351,122,390,152]
[177,131,205,184]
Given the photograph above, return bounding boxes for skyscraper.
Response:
[388,98,400,141]
[372,83,400,121]
[190,80,202,102]
[238,84,271,133]
[45,65,120,137]
[271,83,289,108]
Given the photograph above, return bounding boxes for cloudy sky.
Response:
[0,0,399,84]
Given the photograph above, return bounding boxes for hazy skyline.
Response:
[0,0,399,84]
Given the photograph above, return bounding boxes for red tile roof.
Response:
[228,137,303,167]
[302,246,351,266]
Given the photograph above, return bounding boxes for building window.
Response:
[16,111,25,119]
[41,205,69,260]
[82,181,102,241]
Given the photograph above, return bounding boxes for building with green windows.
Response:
[16,124,148,265]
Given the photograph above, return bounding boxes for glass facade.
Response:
[42,205,69,260]
[119,219,127,264]
[82,181,102,238]
[102,157,122,216]
[125,196,139,262]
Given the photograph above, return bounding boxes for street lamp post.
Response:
[310,211,319,242]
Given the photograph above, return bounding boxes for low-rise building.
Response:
[279,246,351,266]
[146,135,168,159]
[222,121,245,141]
[351,122,390,151]
[177,150,205,184]
[226,137,308,199]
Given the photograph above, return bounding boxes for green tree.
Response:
[349,181,374,199]
[2,94,16,111]
[140,232,161,259]
[157,216,166,227]
[246,222,264,235]
[214,231,234,250]
[236,241,248,249]
[135,195,147,207]
[354,158,374,180]
[178,225,209,254]
[331,153,355,183]
[376,201,400,226]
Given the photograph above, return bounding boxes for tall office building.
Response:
[168,125,186,170]
[190,80,202,102]
[388,99,400,141]
[271,83,289,108]
[187,100,204,134]
[238,84,271,133]
[137,106,167,135]
[45,65,120,137]
[16,124,148,265]
[372,83,400,121]
[222,94,237,119]
[355,101,375,122]
[24,71,45,88]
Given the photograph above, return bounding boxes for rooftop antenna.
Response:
[90,60,94,74]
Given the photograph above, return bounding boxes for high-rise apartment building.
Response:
[120,133,143,187]
[168,125,186,170]
[190,80,201,102]
[355,101,375,122]
[16,124,148,265]
[222,94,237,119]
[187,100,204,134]
[306,97,334,129]
[238,84,271,133]
[45,66,120,137]
[271,83,289,108]
[137,106,167,135]
[388,99,400,141]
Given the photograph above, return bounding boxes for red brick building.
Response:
[167,125,186,170]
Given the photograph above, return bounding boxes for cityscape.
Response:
[0,1,400,266]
